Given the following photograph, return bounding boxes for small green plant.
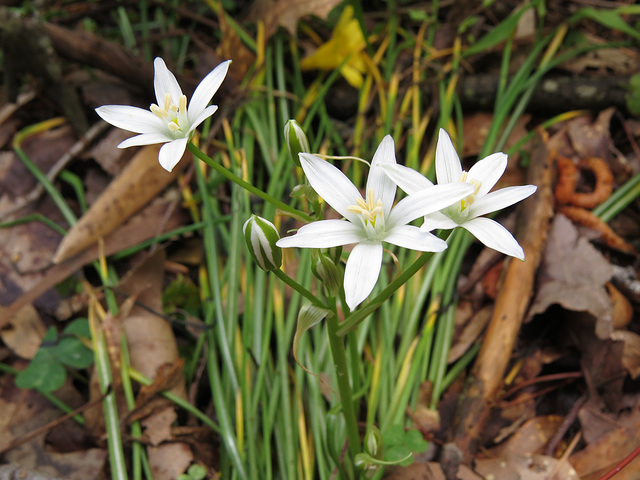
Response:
[15,318,94,392]
[177,464,208,480]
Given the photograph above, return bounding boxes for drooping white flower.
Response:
[276,135,474,311]
[96,57,230,172]
[382,128,537,260]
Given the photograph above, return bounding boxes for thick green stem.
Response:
[326,303,361,459]
[187,143,312,222]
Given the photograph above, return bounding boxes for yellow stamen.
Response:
[150,104,168,118]
[459,172,482,210]
[179,94,187,112]
[162,92,172,112]
[347,188,384,225]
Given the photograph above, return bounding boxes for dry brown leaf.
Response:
[0,374,106,480]
[476,454,580,480]
[120,250,183,389]
[560,34,639,75]
[384,461,482,480]
[2,199,187,328]
[608,282,634,329]
[53,144,185,263]
[609,330,640,379]
[246,0,344,42]
[527,214,613,338]
[0,304,46,359]
[147,443,194,480]
[119,250,193,480]
[490,416,564,458]
[567,108,615,160]
[570,420,640,480]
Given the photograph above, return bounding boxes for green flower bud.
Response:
[321,246,343,265]
[364,425,383,458]
[311,252,342,296]
[284,119,309,168]
[243,215,282,272]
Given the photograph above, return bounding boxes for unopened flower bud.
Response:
[243,215,282,272]
[321,246,342,265]
[284,119,309,168]
[311,252,342,296]
[364,425,383,458]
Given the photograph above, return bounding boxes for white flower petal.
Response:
[188,105,219,134]
[462,217,525,260]
[387,183,474,227]
[118,133,171,148]
[384,225,447,252]
[299,153,363,221]
[158,137,189,172]
[435,128,462,184]
[367,135,397,215]
[96,105,165,134]
[188,60,230,121]
[468,152,508,196]
[344,242,383,311]
[380,163,433,195]
[276,220,364,248]
[420,212,460,231]
[469,185,537,218]
[153,57,183,105]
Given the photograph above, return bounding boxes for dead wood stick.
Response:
[0,393,106,456]
[452,130,555,464]
[43,21,236,98]
[459,74,631,114]
[43,22,156,94]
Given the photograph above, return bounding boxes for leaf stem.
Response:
[326,300,361,459]
[187,142,312,222]
[273,269,325,309]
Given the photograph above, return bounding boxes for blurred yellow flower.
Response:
[300,6,368,88]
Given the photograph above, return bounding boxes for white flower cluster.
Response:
[277,130,536,311]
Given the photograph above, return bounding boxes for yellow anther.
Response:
[162,93,172,112]
[347,188,384,225]
[168,122,180,132]
[179,94,187,113]
[470,179,481,195]
[151,104,168,119]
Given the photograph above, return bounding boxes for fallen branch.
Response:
[451,130,555,464]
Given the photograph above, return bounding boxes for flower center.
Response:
[150,92,189,137]
[347,188,385,235]
[443,171,482,223]
[458,172,482,211]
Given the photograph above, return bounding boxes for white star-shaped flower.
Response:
[276,135,474,311]
[96,57,230,172]
[382,128,537,260]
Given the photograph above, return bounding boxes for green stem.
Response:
[273,269,326,309]
[326,302,361,459]
[187,143,312,222]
